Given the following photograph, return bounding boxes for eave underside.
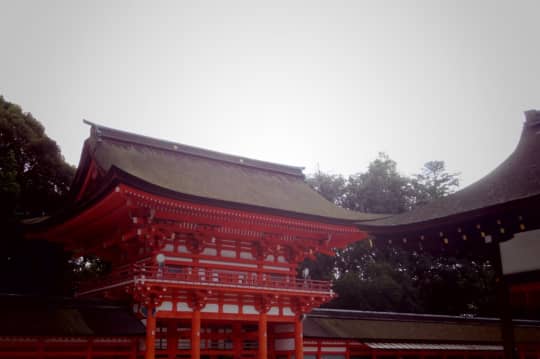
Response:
[33,183,367,254]
[359,194,540,255]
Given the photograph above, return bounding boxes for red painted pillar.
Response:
[192,308,201,359]
[233,323,243,358]
[145,304,156,359]
[259,312,268,359]
[295,316,304,359]
[167,320,177,359]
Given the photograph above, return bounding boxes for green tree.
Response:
[342,153,413,214]
[313,242,421,312]
[0,96,75,226]
[0,96,76,295]
[306,170,346,206]
[411,254,497,316]
[412,161,460,205]
[331,260,421,312]
[306,154,497,315]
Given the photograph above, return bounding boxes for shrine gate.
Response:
[29,122,380,359]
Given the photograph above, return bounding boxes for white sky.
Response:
[1,0,539,186]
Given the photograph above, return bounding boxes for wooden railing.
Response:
[78,263,332,295]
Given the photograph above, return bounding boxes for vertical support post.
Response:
[192,308,201,359]
[233,323,243,358]
[493,236,517,359]
[145,304,156,359]
[167,320,177,359]
[259,311,268,359]
[295,315,304,359]
[189,291,207,359]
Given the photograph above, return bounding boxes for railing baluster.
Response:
[79,262,332,295]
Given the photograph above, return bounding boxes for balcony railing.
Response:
[77,263,332,296]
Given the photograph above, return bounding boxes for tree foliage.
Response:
[309,240,497,316]
[0,96,76,295]
[306,171,346,206]
[343,153,413,214]
[329,242,422,312]
[305,154,497,316]
[0,96,75,225]
[306,154,460,214]
[412,160,460,204]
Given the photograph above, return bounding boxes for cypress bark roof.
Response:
[0,295,145,336]
[304,308,540,343]
[78,121,384,223]
[358,111,540,229]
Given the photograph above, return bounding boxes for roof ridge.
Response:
[83,120,305,178]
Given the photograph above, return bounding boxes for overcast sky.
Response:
[1,1,539,186]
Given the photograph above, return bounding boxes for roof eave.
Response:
[357,194,540,237]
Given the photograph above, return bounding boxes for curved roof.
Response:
[78,122,384,223]
[359,110,540,230]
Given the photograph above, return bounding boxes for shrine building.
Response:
[23,121,379,359]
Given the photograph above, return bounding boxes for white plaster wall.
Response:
[275,338,294,351]
[157,301,173,311]
[177,302,191,312]
[501,229,540,274]
[202,304,219,313]
[223,304,239,314]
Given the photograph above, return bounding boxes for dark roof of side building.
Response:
[72,121,385,223]
[304,308,540,344]
[358,110,540,230]
[0,294,145,336]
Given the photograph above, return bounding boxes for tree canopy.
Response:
[0,96,76,295]
[306,171,347,206]
[0,96,75,225]
[305,155,497,316]
[307,153,460,213]
[342,153,413,213]
[412,160,460,204]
